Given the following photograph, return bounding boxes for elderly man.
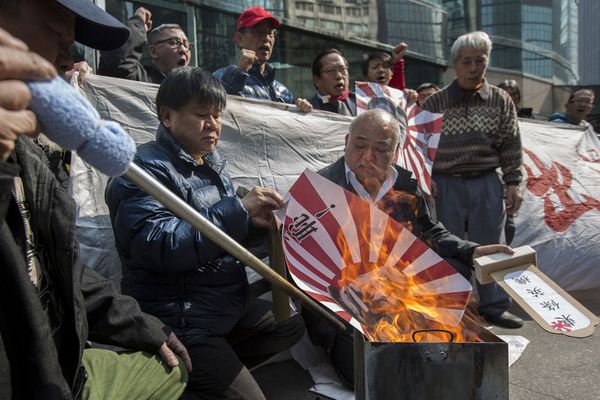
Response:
[549,89,595,128]
[99,7,191,84]
[303,108,513,387]
[214,6,311,112]
[309,49,357,116]
[106,67,305,400]
[422,31,524,329]
[0,1,192,399]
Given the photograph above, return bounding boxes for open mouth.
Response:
[376,75,387,83]
[258,45,270,53]
[335,83,345,91]
[177,58,187,66]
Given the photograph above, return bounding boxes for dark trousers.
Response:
[180,298,305,400]
[433,172,511,317]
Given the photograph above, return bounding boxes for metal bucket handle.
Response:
[412,329,455,343]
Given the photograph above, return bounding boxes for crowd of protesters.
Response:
[0,1,598,399]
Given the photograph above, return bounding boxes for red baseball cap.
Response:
[236,6,280,31]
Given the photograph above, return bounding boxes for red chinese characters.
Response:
[524,148,600,232]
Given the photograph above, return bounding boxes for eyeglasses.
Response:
[570,99,594,105]
[322,66,348,76]
[242,27,278,38]
[152,37,193,50]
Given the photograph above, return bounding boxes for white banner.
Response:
[75,76,600,291]
[512,120,600,290]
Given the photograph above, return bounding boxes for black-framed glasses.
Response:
[152,37,193,50]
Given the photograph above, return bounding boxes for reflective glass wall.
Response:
[376,0,447,65]
[443,0,578,84]
[101,0,448,96]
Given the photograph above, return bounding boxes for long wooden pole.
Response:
[123,163,345,331]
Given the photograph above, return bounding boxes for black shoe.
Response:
[485,311,523,329]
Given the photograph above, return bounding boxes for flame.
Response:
[333,189,489,343]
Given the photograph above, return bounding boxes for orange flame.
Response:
[334,189,489,343]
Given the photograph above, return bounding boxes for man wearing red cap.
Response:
[214,6,312,112]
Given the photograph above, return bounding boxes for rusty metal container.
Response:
[354,329,509,400]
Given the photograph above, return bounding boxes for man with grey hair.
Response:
[99,7,191,84]
[303,108,514,387]
[422,31,524,329]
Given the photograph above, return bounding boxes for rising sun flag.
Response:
[282,170,473,342]
[355,81,443,195]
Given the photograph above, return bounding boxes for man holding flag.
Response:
[303,108,513,387]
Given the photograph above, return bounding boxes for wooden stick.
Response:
[124,163,346,331]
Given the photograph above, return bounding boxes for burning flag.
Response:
[282,170,473,342]
[355,81,442,195]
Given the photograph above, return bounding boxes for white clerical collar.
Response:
[344,161,398,203]
[317,91,332,104]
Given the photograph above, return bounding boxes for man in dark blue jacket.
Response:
[213,6,312,112]
[106,67,304,400]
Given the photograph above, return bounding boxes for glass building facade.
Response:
[100,0,449,96]
[375,0,448,87]
[444,0,578,84]
[100,0,580,89]
[578,0,600,85]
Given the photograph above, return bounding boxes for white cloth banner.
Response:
[512,120,600,290]
[74,75,600,291]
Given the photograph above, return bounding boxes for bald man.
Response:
[302,109,513,388]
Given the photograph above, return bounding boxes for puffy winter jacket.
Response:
[213,63,294,104]
[106,125,254,346]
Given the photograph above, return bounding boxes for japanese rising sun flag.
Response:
[282,170,472,342]
[355,81,443,195]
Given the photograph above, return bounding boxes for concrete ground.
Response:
[252,288,600,400]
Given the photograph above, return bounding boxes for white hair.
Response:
[451,31,492,63]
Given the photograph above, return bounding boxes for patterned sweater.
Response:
[422,79,523,185]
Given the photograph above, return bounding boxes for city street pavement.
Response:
[253,288,599,400]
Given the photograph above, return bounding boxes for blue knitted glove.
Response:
[27,76,135,176]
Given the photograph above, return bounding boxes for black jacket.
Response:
[0,137,169,400]
[319,157,477,262]
[98,16,165,84]
[302,158,478,351]
[309,92,357,116]
[106,125,258,346]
